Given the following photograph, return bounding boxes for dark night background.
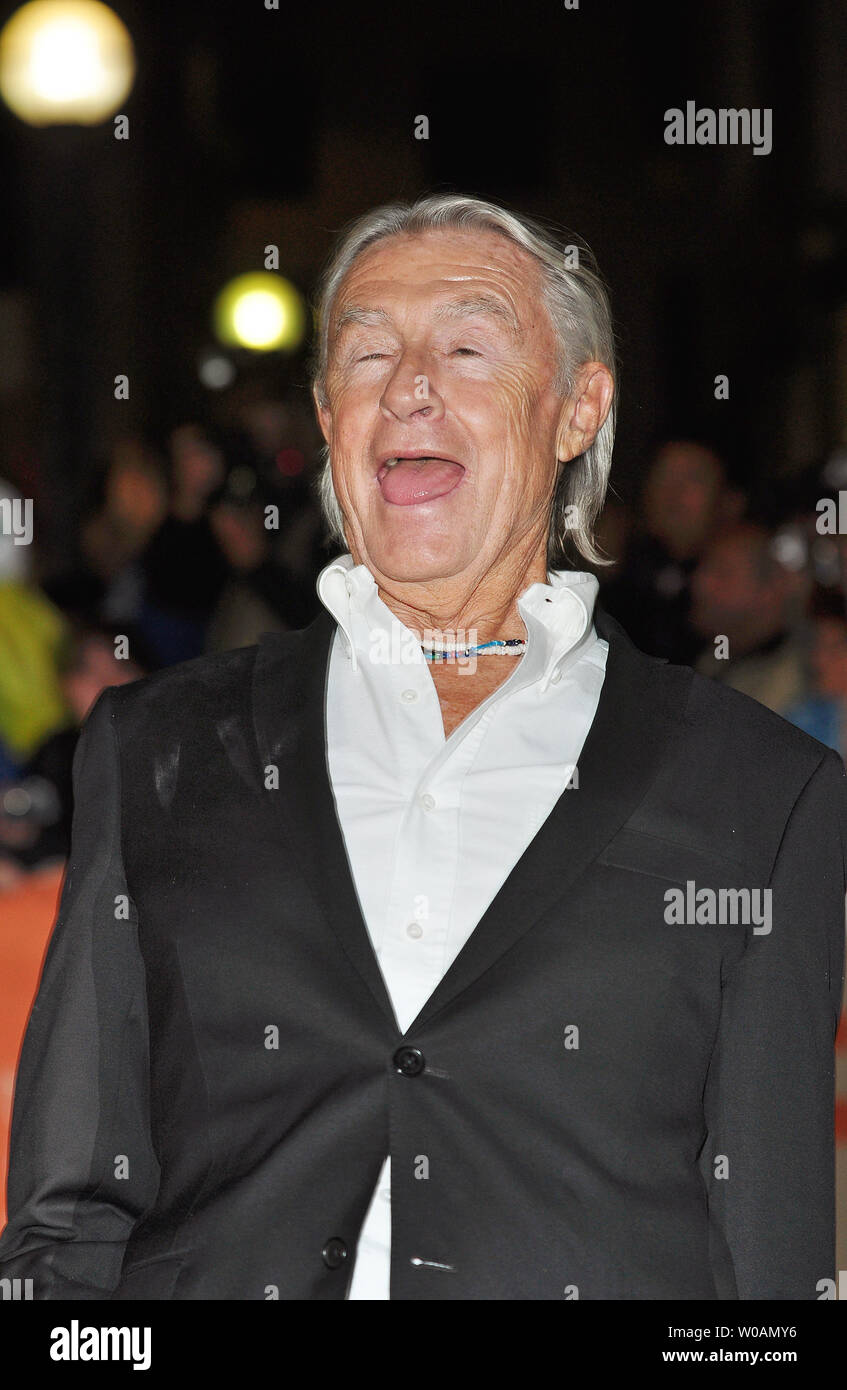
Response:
[1,0,846,563]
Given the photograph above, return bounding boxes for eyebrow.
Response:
[332,305,392,339]
[332,292,521,340]
[432,293,520,333]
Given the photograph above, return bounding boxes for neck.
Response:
[369,542,550,645]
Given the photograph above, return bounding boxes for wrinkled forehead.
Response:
[329,226,546,328]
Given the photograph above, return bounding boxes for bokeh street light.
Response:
[214,272,307,353]
[0,0,135,126]
[0,1,137,568]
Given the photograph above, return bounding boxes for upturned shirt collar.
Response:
[316,553,601,695]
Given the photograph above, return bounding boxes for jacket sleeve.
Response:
[0,686,160,1298]
[701,747,847,1299]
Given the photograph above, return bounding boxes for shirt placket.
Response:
[379,711,493,1035]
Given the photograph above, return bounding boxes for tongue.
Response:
[379,457,464,505]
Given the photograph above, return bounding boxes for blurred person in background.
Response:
[137,424,231,664]
[784,587,847,759]
[237,390,331,583]
[206,462,319,651]
[691,521,810,714]
[0,481,68,779]
[81,437,169,585]
[602,439,743,664]
[79,437,168,625]
[0,626,145,885]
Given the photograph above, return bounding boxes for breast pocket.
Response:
[596,827,772,943]
[599,827,761,884]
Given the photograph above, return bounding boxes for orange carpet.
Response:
[0,863,64,1229]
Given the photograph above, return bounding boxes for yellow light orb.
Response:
[0,1,135,126]
[214,273,306,353]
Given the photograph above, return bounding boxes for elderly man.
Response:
[0,194,845,1302]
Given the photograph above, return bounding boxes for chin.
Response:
[363,527,473,585]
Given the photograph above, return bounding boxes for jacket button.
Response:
[393,1046,425,1076]
[322,1237,348,1269]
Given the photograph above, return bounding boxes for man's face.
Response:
[691,536,760,632]
[690,531,787,641]
[314,228,575,587]
[642,444,724,558]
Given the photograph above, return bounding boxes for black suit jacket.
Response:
[0,604,845,1300]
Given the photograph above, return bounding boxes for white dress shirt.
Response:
[317,553,609,1299]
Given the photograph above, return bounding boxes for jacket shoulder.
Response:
[107,631,306,736]
[680,665,833,777]
[627,660,846,880]
[111,643,256,722]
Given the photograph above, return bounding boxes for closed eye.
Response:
[354,346,482,362]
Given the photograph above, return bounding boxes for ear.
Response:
[555,362,614,464]
[312,381,332,448]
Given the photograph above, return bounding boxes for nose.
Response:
[379,350,445,423]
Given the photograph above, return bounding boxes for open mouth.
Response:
[376,456,465,506]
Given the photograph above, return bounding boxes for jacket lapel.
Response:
[409,605,694,1031]
[252,607,398,1029]
[251,601,695,1038]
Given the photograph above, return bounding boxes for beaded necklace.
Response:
[420,638,526,663]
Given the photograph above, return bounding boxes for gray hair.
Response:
[310,193,617,568]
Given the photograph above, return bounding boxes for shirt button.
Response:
[420,792,436,811]
[400,688,418,703]
[322,1236,348,1269]
[393,1046,426,1076]
[406,921,423,939]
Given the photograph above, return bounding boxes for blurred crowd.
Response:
[3,424,847,886]
[598,439,847,752]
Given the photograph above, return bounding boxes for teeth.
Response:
[383,456,434,468]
